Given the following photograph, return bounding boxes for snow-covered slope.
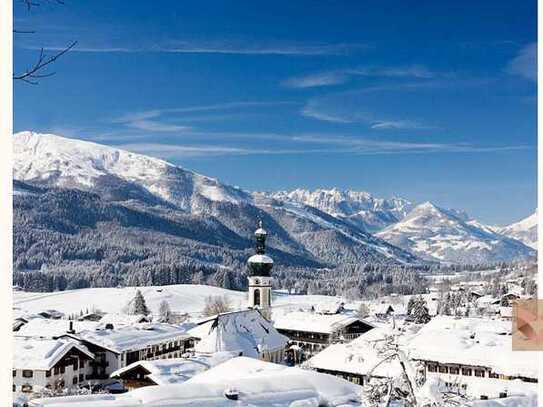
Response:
[376,202,535,264]
[14,131,251,211]
[259,188,413,232]
[13,132,422,289]
[495,212,538,250]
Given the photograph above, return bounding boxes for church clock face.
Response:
[255,279,260,285]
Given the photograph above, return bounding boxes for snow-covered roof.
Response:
[407,316,537,379]
[17,318,100,338]
[30,357,363,406]
[373,303,394,315]
[274,310,370,334]
[307,327,403,378]
[14,336,94,371]
[111,352,236,385]
[189,309,288,358]
[74,323,191,354]
[476,295,499,306]
[247,254,273,264]
[98,313,150,328]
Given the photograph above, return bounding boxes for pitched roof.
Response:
[17,318,100,338]
[306,327,403,378]
[14,336,94,371]
[75,323,191,353]
[407,316,536,378]
[273,310,371,334]
[111,352,236,385]
[189,309,288,358]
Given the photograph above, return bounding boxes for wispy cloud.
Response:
[370,120,436,130]
[291,134,530,154]
[283,65,439,88]
[506,43,537,82]
[109,134,530,159]
[23,41,368,56]
[301,99,435,130]
[113,101,296,133]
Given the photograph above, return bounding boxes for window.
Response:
[254,289,261,306]
[21,384,32,393]
[79,360,85,369]
[22,370,33,378]
[79,374,83,382]
[489,372,499,379]
[54,366,60,375]
[12,385,16,392]
[427,364,437,372]
[60,366,65,374]
[449,367,459,375]
[73,377,78,385]
[46,370,51,377]
[462,368,472,376]
[475,370,485,378]
[438,366,448,374]
[12,370,16,377]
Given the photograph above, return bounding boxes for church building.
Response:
[247,220,274,321]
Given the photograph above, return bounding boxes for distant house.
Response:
[500,293,521,307]
[189,309,288,363]
[274,310,374,356]
[78,312,104,322]
[13,336,95,396]
[60,323,194,381]
[13,317,30,332]
[408,316,537,399]
[373,303,395,319]
[37,310,65,320]
[110,352,235,390]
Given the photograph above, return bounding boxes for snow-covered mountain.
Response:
[13,132,422,292]
[495,212,538,250]
[259,188,413,232]
[14,131,251,212]
[376,202,536,264]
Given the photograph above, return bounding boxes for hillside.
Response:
[13,132,423,293]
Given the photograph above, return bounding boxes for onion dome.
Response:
[247,220,273,277]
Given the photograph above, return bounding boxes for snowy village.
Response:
[10,1,540,406]
[12,219,538,407]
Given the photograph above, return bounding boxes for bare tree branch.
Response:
[13,41,78,84]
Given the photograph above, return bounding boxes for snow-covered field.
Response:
[13,285,356,319]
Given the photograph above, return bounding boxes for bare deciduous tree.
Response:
[13,0,76,84]
[202,295,232,317]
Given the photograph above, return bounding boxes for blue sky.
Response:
[13,1,537,225]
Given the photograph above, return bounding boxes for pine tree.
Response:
[407,296,416,315]
[412,296,431,324]
[127,289,150,315]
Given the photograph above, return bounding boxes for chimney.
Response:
[67,320,75,334]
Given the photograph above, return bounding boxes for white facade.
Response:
[248,275,272,321]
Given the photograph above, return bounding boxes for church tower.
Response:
[247,220,273,321]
